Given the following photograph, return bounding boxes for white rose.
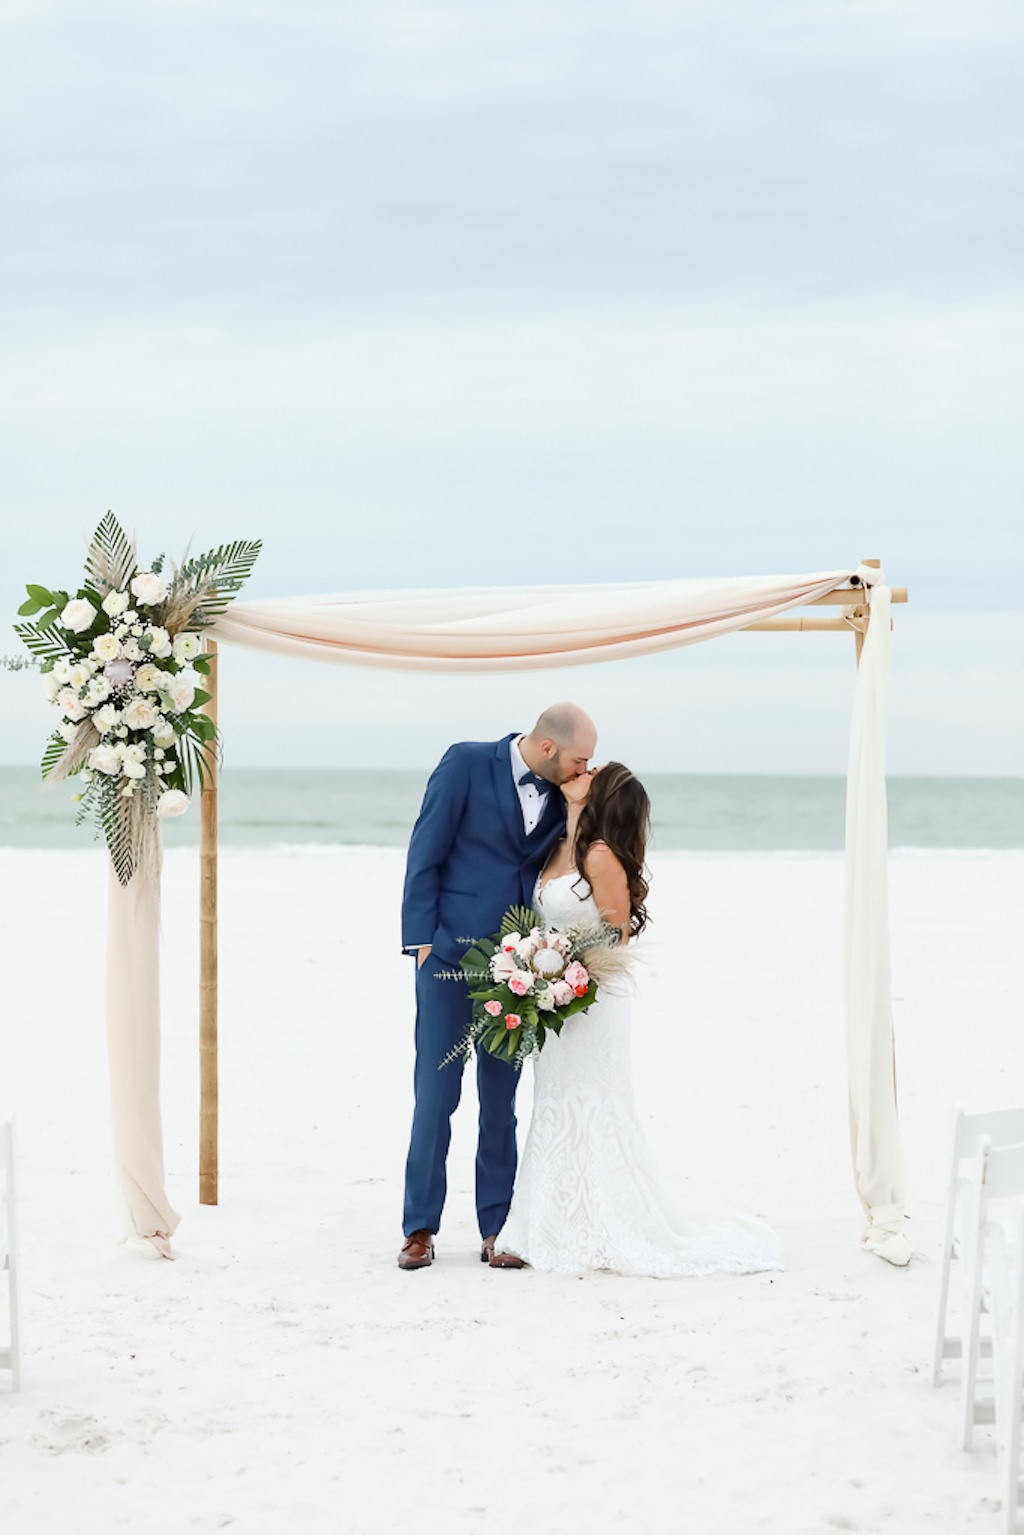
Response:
[123,696,158,731]
[42,671,62,702]
[135,663,163,693]
[79,767,94,785]
[58,722,78,743]
[57,688,87,722]
[67,661,95,688]
[101,590,130,617]
[93,704,120,734]
[89,744,122,775]
[151,718,177,747]
[60,598,95,633]
[157,788,190,818]
[166,674,196,713]
[121,742,146,764]
[535,985,556,1012]
[552,981,575,1007]
[142,626,172,659]
[130,572,169,606]
[122,759,147,780]
[52,659,73,683]
[91,633,122,662]
[121,639,143,661]
[171,632,202,663]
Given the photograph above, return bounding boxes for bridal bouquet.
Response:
[444,904,630,1068]
[13,512,260,885]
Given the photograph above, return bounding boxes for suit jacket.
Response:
[402,734,567,965]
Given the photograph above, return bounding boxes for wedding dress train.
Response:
[497,873,784,1278]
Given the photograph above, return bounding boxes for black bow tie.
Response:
[518,769,550,793]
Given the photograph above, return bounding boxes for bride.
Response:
[496,762,783,1278]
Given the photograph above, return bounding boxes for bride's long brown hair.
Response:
[574,761,651,937]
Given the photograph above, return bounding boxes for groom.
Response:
[399,702,598,1270]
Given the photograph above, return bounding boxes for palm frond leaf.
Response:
[178,539,262,624]
[84,512,136,594]
[100,791,136,887]
[13,621,72,662]
[40,733,66,779]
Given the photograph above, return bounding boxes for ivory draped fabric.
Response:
[210,569,869,670]
[110,564,907,1260]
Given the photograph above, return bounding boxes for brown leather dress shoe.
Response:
[481,1235,525,1269]
[398,1229,435,1269]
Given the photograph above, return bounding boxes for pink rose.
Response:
[484,1000,502,1016]
[552,981,574,1007]
[564,961,590,997]
[505,1014,521,1031]
[508,974,530,997]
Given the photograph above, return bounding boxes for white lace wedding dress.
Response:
[497,872,784,1278]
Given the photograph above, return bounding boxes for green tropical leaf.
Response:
[99,791,136,886]
[178,539,262,624]
[13,621,71,662]
[40,734,65,779]
[499,904,542,938]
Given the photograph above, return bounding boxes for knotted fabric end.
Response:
[861,1203,911,1267]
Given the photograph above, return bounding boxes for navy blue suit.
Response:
[401,734,567,1238]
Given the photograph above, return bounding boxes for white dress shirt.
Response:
[510,735,550,835]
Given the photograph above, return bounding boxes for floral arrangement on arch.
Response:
[14,512,260,885]
[444,904,632,1068]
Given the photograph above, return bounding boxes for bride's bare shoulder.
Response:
[582,840,624,877]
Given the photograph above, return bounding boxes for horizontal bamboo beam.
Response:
[808,586,907,606]
[744,615,870,632]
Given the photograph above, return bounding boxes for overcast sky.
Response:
[1,0,1021,773]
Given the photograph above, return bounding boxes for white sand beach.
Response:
[0,846,1021,1534]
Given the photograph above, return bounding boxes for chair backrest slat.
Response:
[956,1106,1024,1161]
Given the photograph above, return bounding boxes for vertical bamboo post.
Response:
[199,640,219,1205]
[855,558,880,665]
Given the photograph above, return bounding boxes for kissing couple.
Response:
[399,702,782,1279]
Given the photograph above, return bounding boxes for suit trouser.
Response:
[402,956,519,1239]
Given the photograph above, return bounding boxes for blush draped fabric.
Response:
[109,564,906,1261]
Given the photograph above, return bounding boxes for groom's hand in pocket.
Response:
[417,945,432,969]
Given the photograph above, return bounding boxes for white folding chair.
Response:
[988,1200,1024,1535]
[933,1104,1024,1387]
[0,1118,20,1391]
[960,1140,1024,1451]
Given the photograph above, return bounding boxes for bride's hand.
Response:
[561,769,594,806]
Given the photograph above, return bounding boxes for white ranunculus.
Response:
[167,673,196,713]
[101,589,130,617]
[52,658,73,683]
[123,696,158,731]
[144,625,172,659]
[130,572,169,606]
[535,984,557,1012]
[58,722,78,744]
[93,704,120,734]
[79,767,94,785]
[89,744,122,775]
[151,718,177,747]
[121,639,143,661]
[135,663,163,693]
[122,759,147,780]
[67,661,95,688]
[157,788,189,818]
[60,598,95,633]
[172,631,202,663]
[57,688,87,722]
[91,632,122,662]
[42,671,62,702]
[85,677,111,706]
[121,742,146,764]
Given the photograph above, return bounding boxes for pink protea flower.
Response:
[484,1000,502,1016]
[505,1014,521,1030]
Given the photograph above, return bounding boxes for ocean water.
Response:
[0,766,1020,852]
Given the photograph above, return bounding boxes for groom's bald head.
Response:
[522,702,597,784]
